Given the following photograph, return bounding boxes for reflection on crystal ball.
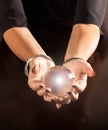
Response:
[43,65,75,97]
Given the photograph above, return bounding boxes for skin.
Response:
[3,27,46,61]
[63,24,99,96]
[3,23,100,109]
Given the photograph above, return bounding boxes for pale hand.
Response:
[55,59,95,109]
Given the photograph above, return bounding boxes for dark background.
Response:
[0,1,108,130]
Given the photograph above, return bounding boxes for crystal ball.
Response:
[43,65,75,97]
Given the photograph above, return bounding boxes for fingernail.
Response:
[51,99,54,102]
[46,89,50,93]
[39,85,44,88]
[67,91,72,95]
[45,88,51,93]
[72,85,77,88]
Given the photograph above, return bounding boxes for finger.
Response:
[28,78,42,91]
[83,63,95,77]
[43,95,54,102]
[71,92,79,101]
[30,61,40,75]
[54,96,64,104]
[29,67,42,81]
[72,84,86,94]
[36,87,46,96]
[43,91,57,102]
[72,74,87,93]
[54,96,71,105]
[43,95,62,103]
[56,103,62,109]
[59,95,71,104]
[28,63,44,91]
[37,87,51,96]
[67,91,79,101]
[70,74,87,93]
[29,59,45,80]
[64,98,71,104]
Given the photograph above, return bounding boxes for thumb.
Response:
[83,62,95,77]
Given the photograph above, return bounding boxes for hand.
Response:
[55,58,95,108]
[65,59,95,97]
[27,55,55,97]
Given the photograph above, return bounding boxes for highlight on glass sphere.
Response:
[43,65,76,97]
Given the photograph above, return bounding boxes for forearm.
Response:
[3,27,46,62]
[65,24,100,61]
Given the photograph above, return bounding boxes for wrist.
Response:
[63,57,86,65]
[24,54,53,76]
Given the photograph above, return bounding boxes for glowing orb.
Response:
[43,65,75,97]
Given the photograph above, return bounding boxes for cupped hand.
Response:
[55,59,95,108]
[65,59,95,96]
[28,56,55,96]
